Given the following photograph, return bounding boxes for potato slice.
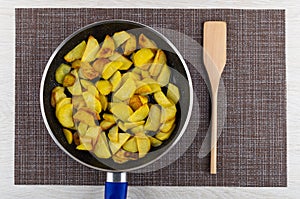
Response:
[72,95,86,110]
[109,71,122,92]
[108,125,119,142]
[128,104,149,122]
[136,135,151,158]
[112,149,138,164]
[57,103,74,128]
[155,124,175,141]
[156,64,171,87]
[102,61,123,80]
[80,61,99,80]
[98,94,108,111]
[135,83,152,95]
[94,131,111,158]
[78,107,100,120]
[167,83,180,104]
[160,117,175,133]
[129,95,143,111]
[132,48,154,69]
[51,86,66,107]
[110,103,133,122]
[160,105,177,123]
[139,95,148,104]
[80,79,93,89]
[76,143,93,151]
[96,35,115,58]
[113,31,131,48]
[77,122,88,136]
[148,136,162,147]
[82,91,102,113]
[55,63,72,84]
[62,73,76,87]
[123,33,137,56]
[95,80,112,96]
[55,97,71,116]
[64,40,86,62]
[109,133,131,154]
[63,129,73,144]
[85,126,101,140]
[73,109,96,126]
[149,49,166,77]
[73,132,80,146]
[154,91,173,107]
[109,52,133,70]
[130,125,144,134]
[124,121,145,129]
[144,104,161,132]
[81,35,99,63]
[138,33,157,49]
[123,137,138,153]
[100,120,115,131]
[113,77,136,101]
[71,59,81,69]
[117,121,128,132]
[93,58,110,73]
[141,70,151,79]
[67,69,82,95]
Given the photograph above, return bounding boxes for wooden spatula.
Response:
[203,21,227,174]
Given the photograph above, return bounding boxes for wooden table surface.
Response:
[0,1,299,198]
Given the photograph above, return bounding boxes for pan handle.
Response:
[105,172,128,199]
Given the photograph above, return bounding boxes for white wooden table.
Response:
[1,1,299,198]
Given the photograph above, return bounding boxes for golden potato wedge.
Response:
[57,103,74,128]
[124,121,145,129]
[109,52,133,70]
[72,95,86,110]
[71,59,81,69]
[139,95,148,104]
[113,77,136,101]
[67,69,82,95]
[149,49,166,77]
[81,35,99,63]
[121,72,140,83]
[76,143,93,151]
[98,94,108,111]
[108,125,119,142]
[167,83,180,104]
[112,149,138,164]
[155,124,175,141]
[109,71,122,92]
[109,132,131,154]
[160,104,177,123]
[123,33,136,56]
[132,48,154,69]
[154,91,173,107]
[85,126,101,140]
[117,121,128,132]
[100,120,115,131]
[50,87,65,104]
[80,78,94,89]
[135,83,152,95]
[73,109,96,126]
[148,136,162,147]
[102,61,123,80]
[160,117,175,133]
[55,97,71,116]
[82,91,102,113]
[138,33,157,49]
[63,129,73,144]
[80,61,99,80]
[123,137,138,153]
[130,125,144,134]
[55,63,72,84]
[156,64,171,87]
[96,35,115,58]
[131,67,142,75]
[62,73,76,87]
[144,104,161,132]
[141,70,151,79]
[77,122,88,136]
[73,132,80,146]
[78,107,100,120]
[113,31,131,48]
[129,95,143,111]
[128,104,149,122]
[95,80,112,96]
[64,40,86,62]
[93,58,110,73]
[110,102,133,122]
[103,113,115,123]
[136,135,151,158]
[94,131,111,158]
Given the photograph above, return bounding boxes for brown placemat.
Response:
[15,8,286,187]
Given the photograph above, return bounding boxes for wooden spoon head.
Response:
[203,21,227,79]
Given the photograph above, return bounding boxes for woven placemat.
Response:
[15,8,286,186]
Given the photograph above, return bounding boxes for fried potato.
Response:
[160,117,175,133]
[167,83,180,104]
[73,108,96,126]
[62,73,76,87]
[128,104,149,122]
[109,133,131,154]
[154,91,173,107]
[80,61,99,80]
[102,61,123,80]
[63,129,73,144]
[67,69,82,95]
[160,105,177,123]
[129,95,143,111]
[113,77,136,101]
[136,135,151,158]
[155,124,175,141]
[55,63,72,84]
[82,91,102,113]
[51,86,67,107]
[108,125,119,142]
[109,52,133,70]
[72,95,86,110]
[144,104,161,132]
[113,31,131,48]
[149,49,166,77]
[156,64,171,87]
[138,33,157,49]
[123,137,138,153]
[124,121,145,129]
[148,136,162,147]
[64,40,86,62]
[92,58,110,73]
[81,35,99,62]
[95,80,112,96]
[96,35,115,58]
[103,113,116,123]
[94,132,111,158]
[57,103,74,128]
[100,120,115,131]
[123,33,136,56]
[109,71,122,92]
[110,103,133,122]
[71,59,81,69]
[76,143,93,151]
[55,97,71,116]
[98,94,108,111]
[132,48,154,69]
[77,122,88,136]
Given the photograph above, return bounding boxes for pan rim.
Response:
[40,19,194,172]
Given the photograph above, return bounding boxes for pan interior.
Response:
[41,20,191,171]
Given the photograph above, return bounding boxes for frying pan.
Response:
[40,20,193,199]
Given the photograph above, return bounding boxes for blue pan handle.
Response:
[105,172,128,199]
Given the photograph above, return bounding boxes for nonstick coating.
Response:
[40,20,192,172]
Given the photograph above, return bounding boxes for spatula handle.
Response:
[210,91,218,174]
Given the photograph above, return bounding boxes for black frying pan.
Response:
[40,20,193,199]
